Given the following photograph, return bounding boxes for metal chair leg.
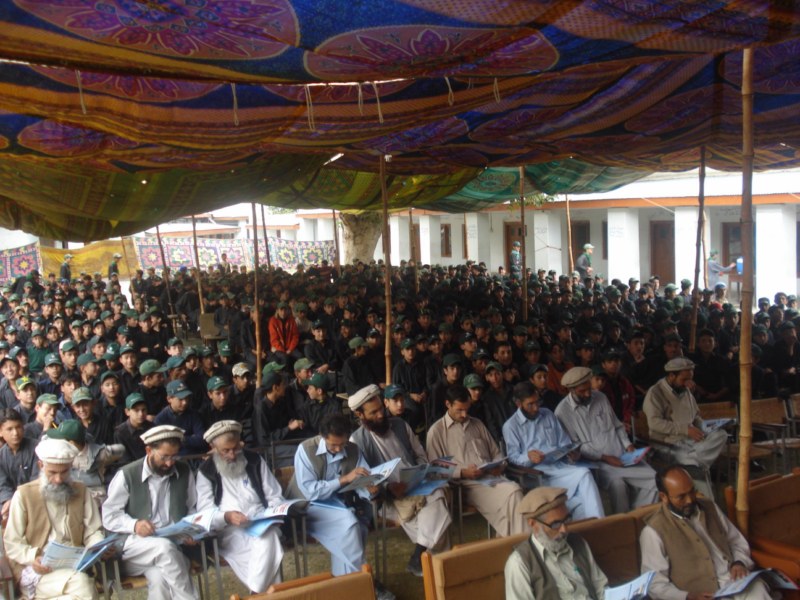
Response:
[290,517,302,579]
[212,537,224,600]
[301,517,309,576]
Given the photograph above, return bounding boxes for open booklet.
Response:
[620,447,650,467]
[339,457,402,493]
[541,442,583,465]
[41,534,120,572]
[713,568,798,598]
[399,460,455,496]
[155,507,218,542]
[604,570,655,600]
[243,499,309,537]
[703,418,737,433]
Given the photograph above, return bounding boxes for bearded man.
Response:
[4,438,106,599]
[195,420,286,593]
[505,486,608,600]
[349,385,451,576]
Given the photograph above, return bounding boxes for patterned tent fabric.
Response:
[0,243,41,283]
[0,2,799,240]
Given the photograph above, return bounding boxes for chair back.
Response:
[751,397,787,425]
[698,401,738,421]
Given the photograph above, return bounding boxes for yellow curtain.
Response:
[40,239,138,280]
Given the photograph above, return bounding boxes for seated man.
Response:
[285,413,395,600]
[196,421,285,593]
[349,385,451,576]
[153,380,207,455]
[503,381,604,521]
[505,487,608,600]
[555,367,658,514]
[640,465,772,600]
[4,438,106,600]
[643,358,727,494]
[426,385,526,537]
[0,408,40,521]
[102,425,198,600]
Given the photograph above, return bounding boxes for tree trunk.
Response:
[339,212,383,264]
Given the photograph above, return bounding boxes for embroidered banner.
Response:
[0,243,41,284]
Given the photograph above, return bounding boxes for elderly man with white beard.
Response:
[4,437,106,600]
[195,420,286,593]
[505,487,608,600]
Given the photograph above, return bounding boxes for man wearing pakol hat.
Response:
[502,381,604,521]
[349,385,452,577]
[643,358,727,494]
[505,487,608,600]
[575,243,595,281]
[196,421,287,593]
[286,413,396,600]
[555,367,658,514]
[102,425,198,600]
[4,438,107,600]
[640,465,772,600]
[427,385,526,537]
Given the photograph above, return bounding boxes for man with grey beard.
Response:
[4,437,105,599]
[505,487,608,600]
[195,420,286,593]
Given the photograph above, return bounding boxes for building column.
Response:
[756,204,796,300]
[389,215,411,265]
[607,208,641,283]
[674,206,706,285]
[465,213,490,264]
[419,214,441,266]
[532,210,563,274]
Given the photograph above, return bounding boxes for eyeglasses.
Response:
[153,450,179,464]
[537,511,573,531]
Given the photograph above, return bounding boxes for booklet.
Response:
[702,418,736,433]
[310,498,350,511]
[541,442,583,465]
[155,508,217,542]
[339,457,401,492]
[713,568,798,598]
[478,456,508,472]
[399,461,456,496]
[620,447,650,467]
[41,534,120,572]
[604,570,655,600]
[242,499,309,537]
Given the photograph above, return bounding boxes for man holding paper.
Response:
[195,420,285,593]
[102,425,198,600]
[349,385,451,577]
[640,465,772,600]
[502,381,604,521]
[4,438,105,599]
[555,367,658,514]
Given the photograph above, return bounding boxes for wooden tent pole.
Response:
[251,203,262,387]
[331,209,341,276]
[119,237,135,281]
[519,166,528,321]
[191,216,205,315]
[409,208,419,293]
[260,204,272,271]
[380,155,393,385]
[689,147,706,353]
[565,194,575,274]
[736,47,755,536]
[155,225,177,331]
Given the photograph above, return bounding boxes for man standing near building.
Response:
[196,421,285,594]
[60,254,73,283]
[505,487,608,600]
[707,250,736,288]
[102,425,198,600]
[575,243,594,281]
[503,381,604,521]
[4,438,106,600]
[349,385,451,576]
[555,367,658,514]
[510,241,522,281]
[640,465,772,600]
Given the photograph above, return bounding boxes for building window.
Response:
[722,223,741,266]
[462,223,468,258]
[441,224,452,257]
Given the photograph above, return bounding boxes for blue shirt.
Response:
[153,406,207,455]
[502,407,573,471]
[294,437,371,502]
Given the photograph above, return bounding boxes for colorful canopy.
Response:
[0,2,799,240]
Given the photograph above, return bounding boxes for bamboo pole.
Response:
[736,47,755,536]
[331,209,341,277]
[251,203,263,387]
[191,216,205,315]
[119,237,135,281]
[380,155,393,385]
[155,225,178,336]
[260,204,272,271]
[519,166,528,321]
[689,147,706,353]
[409,208,419,293]
[565,194,575,273]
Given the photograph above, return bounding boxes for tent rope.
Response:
[231,83,239,126]
[76,70,87,115]
[305,84,316,131]
[371,82,384,124]
[444,77,454,106]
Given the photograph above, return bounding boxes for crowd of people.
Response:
[0,251,794,600]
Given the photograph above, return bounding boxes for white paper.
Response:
[604,570,655,600]
[703,418,736,433]
[41,534,119,572]
[339,457,401,492]
[541,442,582,465]
[714,569,799,598]
[155,508,218,541]
[620,447,650,467]
[478,456,508,471]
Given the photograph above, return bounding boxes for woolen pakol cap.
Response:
[35,438,78,465]
[517,487,569,518]
[348,384,381,412]
[141,425,184,445]
[203,420,242,444]
[664,357,695,372]
[561,366,592,389]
